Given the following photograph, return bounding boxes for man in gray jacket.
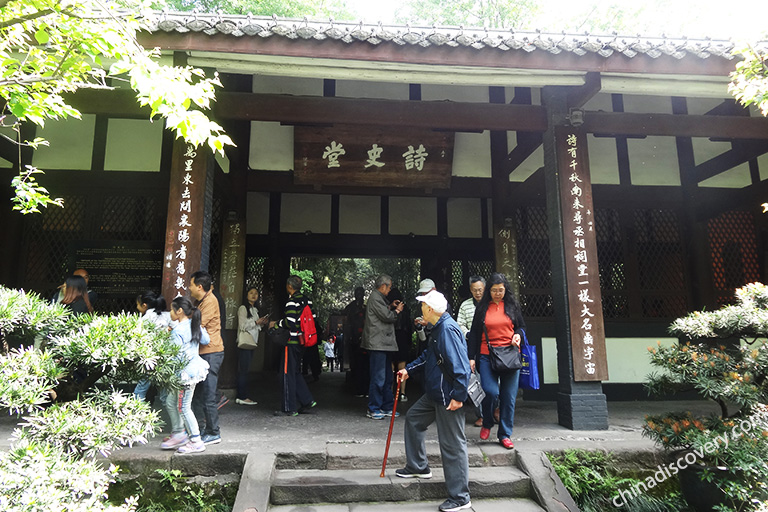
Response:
[362,274,404,420]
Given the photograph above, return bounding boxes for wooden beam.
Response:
[214,92,548,132]
[583,111,768,139]
[64,89,768,139]
[247,171,493,198]
[567,72,601,109]
[705,99,748,117]
[65,89,548,131]
[695,140,768,183]
[505,132,543,177]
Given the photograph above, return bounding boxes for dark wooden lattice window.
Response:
[449,259,493,311]
[22,195,88,300]
[94,195,165,314]
[516,206,553,318]
[96,195,161,241]
[708,210,760,305]
[634,209,687,318]
[208,195,223,286]
[245,256,279,316]
[595,208,629,318]
[449,260,463,309]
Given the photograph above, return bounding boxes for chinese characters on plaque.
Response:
[162,143,207,304]
[493,220,520,297]
[294,125,453,189]
[556,127,608,381]
[219,221,245,329]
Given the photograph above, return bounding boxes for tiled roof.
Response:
[146,11,766,60]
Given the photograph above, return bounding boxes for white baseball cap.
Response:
[416,290,448,313]
[417,278,435,294]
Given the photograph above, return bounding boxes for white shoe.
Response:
[235,398,258,406]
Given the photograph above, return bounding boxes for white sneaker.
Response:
[177,439,206,454]
[235,398,258,405]
[160,432,188,450]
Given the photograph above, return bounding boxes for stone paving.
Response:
[0,370,720,455]
[0,370,721,511]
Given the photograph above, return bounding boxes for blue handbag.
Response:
[519,331,540,390]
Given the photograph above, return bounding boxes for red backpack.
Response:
[297,303,318,347]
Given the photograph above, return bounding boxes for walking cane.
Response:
[380,374,402,477]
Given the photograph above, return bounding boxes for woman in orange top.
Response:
[467,273,526,450]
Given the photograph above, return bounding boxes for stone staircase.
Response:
[231,441,577,512]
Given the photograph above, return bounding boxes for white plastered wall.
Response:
[541,337,678,384]
[447,198,483,238]
[104,118,163,172]
[339,195,381,235]
[280,193,332,233]
[32,115,96,170]
[389,196,437,236]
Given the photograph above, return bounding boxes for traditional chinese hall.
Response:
[1,13,767,429]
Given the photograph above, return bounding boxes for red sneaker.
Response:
[480,427,490,440]
[500,438,514,450]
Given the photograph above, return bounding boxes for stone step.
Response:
[269,497,546,512]
[270,466,531,505]
[276,442,517,471]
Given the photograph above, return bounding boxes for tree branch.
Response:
[0,8,57,30]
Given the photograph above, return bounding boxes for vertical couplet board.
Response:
[161,141,209,305]
[494,218,520,298]
[555,126,609,381]
[219,219,246,329]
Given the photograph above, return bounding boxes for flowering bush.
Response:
[643,283,768,511]
[0,286,184,512]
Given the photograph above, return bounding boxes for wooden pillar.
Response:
[219,219,246,329]
[542,87,609,430]
[673,97,713,310]
[489,86,521,297]
[160,140,214,305]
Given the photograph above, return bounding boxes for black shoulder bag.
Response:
[483,320,522,374]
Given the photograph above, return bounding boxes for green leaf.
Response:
[34,29,50,45]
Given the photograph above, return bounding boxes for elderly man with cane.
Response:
[395,290,472,512]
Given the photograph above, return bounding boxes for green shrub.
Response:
[0,285,188,511]
[644,282,768,510]
[549,449,689,512]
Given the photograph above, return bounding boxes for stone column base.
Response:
[557,391,608,430]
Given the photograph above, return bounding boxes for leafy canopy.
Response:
[0,0,233,214]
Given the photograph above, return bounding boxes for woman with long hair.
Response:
[161,296,210,454]
[61,275,93,315]
[467,273,526,450]
[235,286,268,405]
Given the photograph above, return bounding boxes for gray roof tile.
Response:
[147,12,768,60]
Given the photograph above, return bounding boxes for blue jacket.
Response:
[406,313,471,406]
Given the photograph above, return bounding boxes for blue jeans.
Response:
[477,354,520,440]
[134,379,151,400]
[179,385,200,438]
[367,350,394,413]
[192,351,224,436]
[166,385,200,438]
[163,387,185,435]
[237,348,254,400]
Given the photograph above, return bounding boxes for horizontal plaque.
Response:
[294,125,453,189]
